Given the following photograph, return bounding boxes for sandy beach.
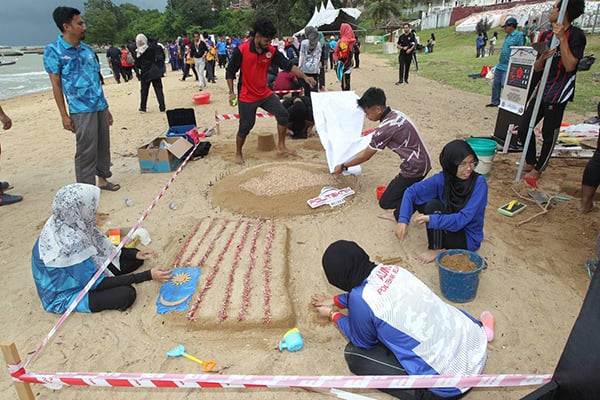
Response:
[0,53,597,399]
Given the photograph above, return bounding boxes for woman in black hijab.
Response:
[395,139,488,263]
[312,240,490,400]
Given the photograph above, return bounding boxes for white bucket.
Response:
[475,155,494,177]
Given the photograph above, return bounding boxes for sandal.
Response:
[0,181,13,191]
[584,260,597,279]
[98,182,121,192]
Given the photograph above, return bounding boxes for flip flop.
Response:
[584,260,597,279]
[99,182,121,192]
[480,311,495,342]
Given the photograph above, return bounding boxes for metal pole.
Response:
[592,3,599,35]
[515,0,569,182]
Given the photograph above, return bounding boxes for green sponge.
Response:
[497,200,526,217]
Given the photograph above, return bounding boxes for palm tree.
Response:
[365,0,401,24]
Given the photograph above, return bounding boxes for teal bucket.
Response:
[466,138,497,178]
[436,249,485,303]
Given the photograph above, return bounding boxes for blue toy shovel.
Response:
[167,344,216,371]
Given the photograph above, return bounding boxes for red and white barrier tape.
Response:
[9,369,552,390]
[272,89,303,95]
[22,141,200,370]
[215,111,274,122]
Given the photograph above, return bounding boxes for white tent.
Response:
[294,0,362,36]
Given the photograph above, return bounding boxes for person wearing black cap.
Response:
[517,0,587,184]
[486,16,524,107]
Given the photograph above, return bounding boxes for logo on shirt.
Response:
[266,51,272,59]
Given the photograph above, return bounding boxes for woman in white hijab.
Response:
[32,184,171,314]
[133,33,166,113]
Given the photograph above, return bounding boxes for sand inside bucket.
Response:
[439,253,478,272]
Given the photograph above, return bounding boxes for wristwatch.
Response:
[341,163,348,172]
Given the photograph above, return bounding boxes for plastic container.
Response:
[193,92,211,105]
[376,186,387,201]
[466,138,497,178]
[436,249,485,303]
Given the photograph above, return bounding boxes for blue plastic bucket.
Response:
[436,249,485,303]
[466,138,497,178]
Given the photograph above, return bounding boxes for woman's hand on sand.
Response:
[395,223,408,240]
[316,305,334,318]
[150,267,173,283]
[311,292,334,308]
[414,213,430,224]
[136,249,158,260]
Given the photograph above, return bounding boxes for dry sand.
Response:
[0,53,598,400]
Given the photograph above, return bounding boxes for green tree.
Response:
[364,0,401,25]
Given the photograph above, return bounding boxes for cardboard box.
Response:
[138,137,193,173]
[166,108,196,143]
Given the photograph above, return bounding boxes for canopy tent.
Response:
[294,0,363,36]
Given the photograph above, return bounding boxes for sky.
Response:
[0,0,167,46]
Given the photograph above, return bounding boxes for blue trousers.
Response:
[491,68,506,106]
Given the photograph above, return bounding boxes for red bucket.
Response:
[376,186,387,201]
[193,92,211,105]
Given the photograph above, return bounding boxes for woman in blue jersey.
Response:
[312,240,490,400]
[395,139,488,263]
[32,183,172,314]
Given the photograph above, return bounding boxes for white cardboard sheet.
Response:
[310,91,371,174]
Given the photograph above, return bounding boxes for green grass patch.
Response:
[362,26,600,114]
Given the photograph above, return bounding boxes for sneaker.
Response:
[139,108,146,113]
[0,193,23,206]
[395,81,403,85]
[0,181,12,191]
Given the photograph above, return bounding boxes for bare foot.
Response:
[277,146,297,156]
[377,213,396,222]
[580,201,596,214]
[415,249,441,264]
[235,154,245,165]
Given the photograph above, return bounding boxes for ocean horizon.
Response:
[0,50,113,101]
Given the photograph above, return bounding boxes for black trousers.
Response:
[398,52,412,83]
[300,73,319,95]
[344,342,465,400]
[140,78,165,111]
[88,248,144,312]
[420,199,467,250]
[582,135,600,188]
[379,174,425,221]
[517,100,567,172]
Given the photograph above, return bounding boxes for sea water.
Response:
[0,50,113,101]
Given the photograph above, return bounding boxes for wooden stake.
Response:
[215,109,221,135]
[1,341,35,400]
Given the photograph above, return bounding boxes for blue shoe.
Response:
[0,193,23,206]
[0,181,12,191]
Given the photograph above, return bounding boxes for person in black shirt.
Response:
[396,24,415,85]
[517,0,586,184]
[106,43,123,83]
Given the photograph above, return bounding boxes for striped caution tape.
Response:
[10,369,552,390]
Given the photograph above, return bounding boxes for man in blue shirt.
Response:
[44,6,120,191]
[486,17,524,107]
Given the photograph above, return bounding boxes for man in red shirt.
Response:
[226,18,316,165]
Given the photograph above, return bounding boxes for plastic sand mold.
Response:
[498,200,526,217]
[157,267,201,314]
